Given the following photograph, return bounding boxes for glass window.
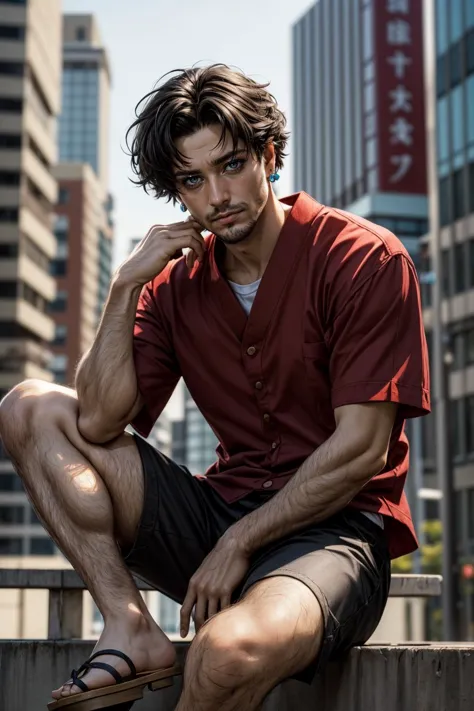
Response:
[467,29,474,74]
[453,331,465,369]
[437,54,448,97]
[449,0,463,43]
[49,259,67,277]
[467,0,474,30]
[0,25,25,40]
[451,85,464,155]
[0,506,24,523]
[436,0,448,55]
[467,76,474,146]
[467,329,474,364]
[363,5,373,61]
[466,395,474,453]
[453,167,466,220]
[0,538,22,554]
[76,26,86,41]
[365,137,377,167]
[30,537,55,555]
[29,507,40,524]
[58,187,69,204]
[51,354,68,371]
[449,42,462,88]
[455,242,466,292]
[0,474,23,492]
[450,398,463,457]
[441,247,451,297]
[439,175,451,227]
[49,290,68,312]
[469,239,474,287]
[364,81,375,112]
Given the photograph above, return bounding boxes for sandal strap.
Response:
[87,662,124,684]
[70,670,89,693]
[86,649,137,678]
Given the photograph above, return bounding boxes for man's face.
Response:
[174,125,271,244]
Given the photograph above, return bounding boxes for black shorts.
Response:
[124,435,391,683]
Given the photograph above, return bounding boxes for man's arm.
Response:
[75,277,144,444]
[226,401,397,555]
[75,218,206,444]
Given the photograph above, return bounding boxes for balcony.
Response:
[1,570,473,710]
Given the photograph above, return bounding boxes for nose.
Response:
[208,176,230,210]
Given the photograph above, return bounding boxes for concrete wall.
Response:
[1,641,474,711]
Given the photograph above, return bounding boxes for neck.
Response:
[222,192,291,284]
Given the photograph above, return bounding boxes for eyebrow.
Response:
[175,148,248,179]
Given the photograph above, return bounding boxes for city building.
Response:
[0,0,61,555]
[421,0,474,638]
[50,14,114,385]
[292,0,428,268]
[183,385,219,475]
[49,163,112,385]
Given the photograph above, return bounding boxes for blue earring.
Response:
[180,203,187,212]
[269,172,280,183]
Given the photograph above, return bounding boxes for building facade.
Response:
[50,163,112,385]
[292,0,428,269]
[50,14,114,385]
[0,0,61,555]
[421,0,474,637]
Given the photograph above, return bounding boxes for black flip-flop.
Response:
[47,648,181,710]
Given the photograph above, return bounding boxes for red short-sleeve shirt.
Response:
[132,192,431,559]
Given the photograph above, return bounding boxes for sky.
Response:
[61,0,314,418]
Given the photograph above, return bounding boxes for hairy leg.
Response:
[0,379,176,698]
[176,576,324,711]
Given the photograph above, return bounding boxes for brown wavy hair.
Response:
[125,64,289,203]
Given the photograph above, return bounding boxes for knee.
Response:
[0,379,76,451]
[186,610,269,690]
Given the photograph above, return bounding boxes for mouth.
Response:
[213,210,242,225]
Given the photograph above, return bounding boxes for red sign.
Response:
[373,0,427,194]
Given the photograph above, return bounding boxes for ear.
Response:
[263,142,276,177]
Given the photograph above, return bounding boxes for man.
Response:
[0,64,430,711]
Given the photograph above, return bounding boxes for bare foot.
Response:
[51,612,176,700]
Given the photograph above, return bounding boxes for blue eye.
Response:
[225,159,244,172]
[183,175,202,188]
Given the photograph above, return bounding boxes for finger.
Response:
[220,594,232,612]
[207,597,219,621]
[194,593,208,632]
[185,250,194,270]
[180,587,196,638]
[168,234,205,262]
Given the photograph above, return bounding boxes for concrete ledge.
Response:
[1,640,473,711]
[0,570,443,597]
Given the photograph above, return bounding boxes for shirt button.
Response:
[246,346,257,356]
[263,480,273,488]
[271,441,278,449]
[263,413,270,423]
[255,381,263,390]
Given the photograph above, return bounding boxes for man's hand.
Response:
[180,534,250,637]
[116,217,206,287]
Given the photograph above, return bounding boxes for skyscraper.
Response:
[0,0,61,556]
[50,14,114,385]
[422,0,474,639]
[292,0,428,268]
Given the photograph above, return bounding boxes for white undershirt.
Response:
[227,277,384,529]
